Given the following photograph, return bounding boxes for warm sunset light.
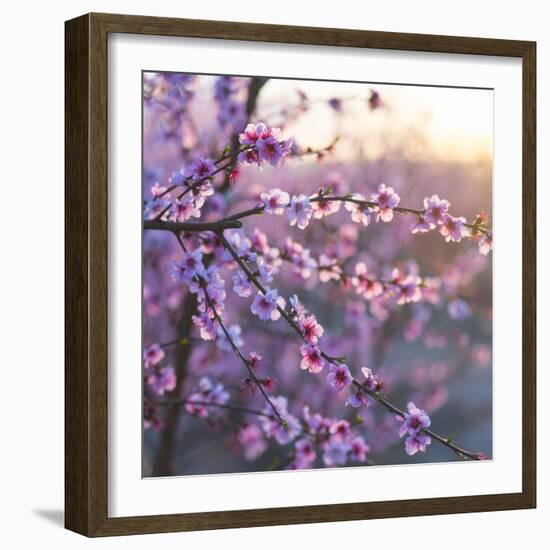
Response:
[259,80,493,163]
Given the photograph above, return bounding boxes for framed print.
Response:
[65,13,536,536]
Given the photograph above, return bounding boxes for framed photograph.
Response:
[65,13,536,536]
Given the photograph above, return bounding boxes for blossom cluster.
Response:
[170,248,227,341]
[295,406,370,468]
[144,156,217,222]
[256,179,491,257]
[412,195,493,254]
[256,398,370,469]
[184,377,230,418]
[238,123,293,167]
[143,72,196,145]
[398,402,432,455]
[143,343,176,397]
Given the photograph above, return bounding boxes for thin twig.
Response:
[202,286,286,426]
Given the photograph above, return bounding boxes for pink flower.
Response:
[185,377,229,417]
[150,182,168,197]
[447,298,472,320]
[238,148,259,165]
[372,183,400,222]
[312,196,341,219]
[239,122,270,145]
[295,439,316,467]
[189,156,216,180]
[423,195,450,225]
[289,294,306,319]
[168,167,186,186]
[147,366,176,395]
[351,262,384,299]
[421,277,441,304]
[248,351,262,370]
[199,265,226,304]
[361,367,383,392]
[349,436,370,462]
[250,228,270,254]
[411,215,434,234]
[189,180,214,208]
[239,123,292,166]
[261,375,276,391]
[250,289,285,321]
[396,275,422,305]
[299,314,324,344]
[192,312,216,341]
[326,363,353,392]
[261,188,290,214]
[144,343,165,368]
[237,423,267,461]
[226,231,257,263]
[322,440,351,466]
[329,420,351,441]
[144,196,171,220]
[472,344,491,368]
[256,135,285,166]
[288,194,313,229]
[256,257,274,284]
[404,432,432,455]
[344,193,371,226]
[478,233,493,255]
[169,196,201,222]
[239,377,257,396]
[346,391,369,408]
[300,344,325,373]
[261,396,301,445]
[398,402,431,438]
[232,269,253,297]
[172,249,205,282]
[289,245,317,279]
[440,215,466,242]
[318,254,343,283]
[193,377,230,406]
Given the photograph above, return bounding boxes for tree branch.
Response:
[219,230,482,461]
[144,219,242,232]
[223,194,491,235]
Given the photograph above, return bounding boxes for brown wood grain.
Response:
[65,12,537,537]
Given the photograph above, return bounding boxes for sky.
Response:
[256,77,493,163]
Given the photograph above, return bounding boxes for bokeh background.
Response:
[142,72,493,476]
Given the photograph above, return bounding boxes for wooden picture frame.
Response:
[65,12,536,537]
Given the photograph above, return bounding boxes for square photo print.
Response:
[142,72,493,477]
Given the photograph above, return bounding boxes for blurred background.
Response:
[142,73,492,476]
